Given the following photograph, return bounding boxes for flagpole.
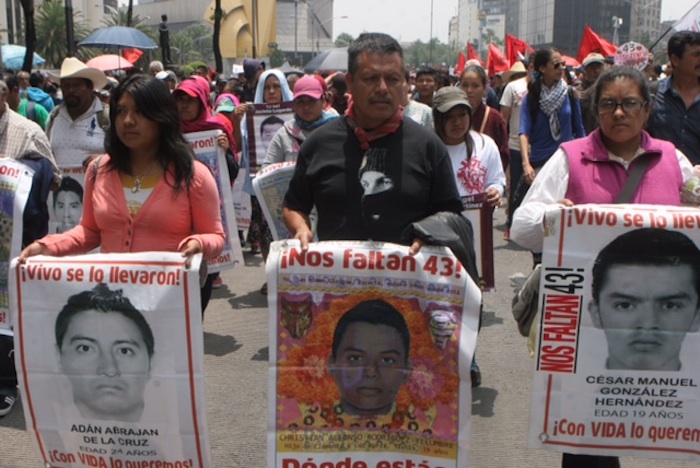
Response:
[649,0,700,51]
[648,25,674,51]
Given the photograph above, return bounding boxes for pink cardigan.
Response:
[40,155,226,260]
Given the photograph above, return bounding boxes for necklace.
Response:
[132,160,159,193]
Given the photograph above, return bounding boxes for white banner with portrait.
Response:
[185,130,243,272]
[50,165,86,236]
[529,204,700,461]
[10,252,212,467]
[245,103,294,173]
[252,161,296,241]
[267,240,481,467]
[0,159,32,331]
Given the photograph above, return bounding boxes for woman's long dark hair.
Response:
[105,74,194,192]
[527,48,558,122]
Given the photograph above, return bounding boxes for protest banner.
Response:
[461,193,495,291]
[252,161,296,241]
[614,42,650,70]
[0,159,32,331]
[185,130,243,272]
[233,170,251,230]
[245,103,294,173]
[529,204,700,461]
[267,240,481,467]
[10,252,212,468]
[51,166,85,235]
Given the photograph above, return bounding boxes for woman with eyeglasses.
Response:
[510,49,585,252]
[511,66,696,468]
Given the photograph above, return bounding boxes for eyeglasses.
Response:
[597,99,647,115]
[552,61,566,69]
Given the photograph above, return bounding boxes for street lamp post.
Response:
[612,15,623,45]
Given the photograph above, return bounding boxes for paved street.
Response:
[1,209,698,467]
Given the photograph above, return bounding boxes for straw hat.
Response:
[49,57,108,90]
[502,61,527,83]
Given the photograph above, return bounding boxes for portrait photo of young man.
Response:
[55,283,154,422]
[327,299,412,417]
[588,228,700,371]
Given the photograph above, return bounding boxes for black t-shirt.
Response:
[284,116,462,244]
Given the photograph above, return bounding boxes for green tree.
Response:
[102,5,156,39]
[403,39,458,68]
[35,0,91,68]
[169,22,214,65]
[482,29,504,48]
[334,32,353,47]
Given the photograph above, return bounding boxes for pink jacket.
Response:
[40,155,225,259]
[561,129,682,205]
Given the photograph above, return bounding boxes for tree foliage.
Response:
[35,0,91,68]
[169,22,214,65]
[403,38,459,68]
[334,32,353,47]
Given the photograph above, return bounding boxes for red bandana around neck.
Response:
[345,99,404,151]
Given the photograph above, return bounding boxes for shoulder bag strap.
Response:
[479,106,490,134]
[615,155,652,203]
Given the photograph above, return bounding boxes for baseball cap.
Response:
[156,70,176,81]
[215,96,236,114]
[432,87,472,113]
[293,75,324,100]
[583,53,606,67]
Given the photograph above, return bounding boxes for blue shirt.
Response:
[647,76,700,165]
[519,90,585,165]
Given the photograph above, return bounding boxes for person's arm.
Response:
[178,161,226,260]
[519,95,535,184]
[499,83,513,125]
[282,207,313,250]
[493,111,510,170]
[571,95,586,138]
[480,136,507,204]
[500,105,511,126]
[511,149,570,252]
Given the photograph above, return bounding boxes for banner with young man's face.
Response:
[185,130,243,272]
[267,240,482,467]
[10,252,211,468]
[529,204,700,462]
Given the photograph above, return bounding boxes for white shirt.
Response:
[499,77,528,150]
[445,131,506,198]
[48,97,106,167]
[511,147,695,252]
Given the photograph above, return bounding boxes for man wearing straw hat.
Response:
[46,57,109,168]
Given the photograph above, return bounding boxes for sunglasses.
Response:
[552,61,566,69]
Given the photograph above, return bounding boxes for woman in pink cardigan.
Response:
[19,75,225,310]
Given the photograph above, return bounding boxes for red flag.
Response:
[505,34,533,66]
[486,43,509,77]
[122,48,144,64]
[467,43,484,66]
[455,52,467,76]
[576,25,617,63]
